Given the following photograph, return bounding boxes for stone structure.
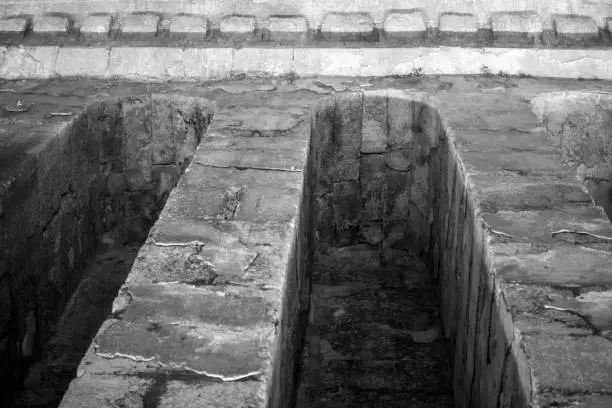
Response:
[1,2,612,408]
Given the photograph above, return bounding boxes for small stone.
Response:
[383,10,426,38]
[0,17,28,33]
[220,15,256,34]
[491,11,542,33]
[439,13,478,33]
[33,15,71,33]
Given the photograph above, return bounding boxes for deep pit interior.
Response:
[0,94,212,407]
[2,81,612,408]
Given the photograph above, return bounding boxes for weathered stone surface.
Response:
[332,180,360,246]
[119,13,160,35]
[264,15,307,41]
[491,11,542,33]
[386,149,411,171]
[232,48,293,76]
[55,48,109,77]
[0,46,59,79]
[80,14,111,36]
[360,153,385,221]
[320,12,375,40]
[439,12,477,33]
[33,15,71,33]
[219,15,256,34]
[169,14,208,39]
[361,90,387,153]
[383,10,426,38]
[554,15,599,35]
[0,16,28,33]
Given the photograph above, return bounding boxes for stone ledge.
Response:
[3,46,612,80]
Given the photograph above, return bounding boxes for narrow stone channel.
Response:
[298,246,453,407]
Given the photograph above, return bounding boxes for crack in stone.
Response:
[551,229,612,245]
[195,161,302,172]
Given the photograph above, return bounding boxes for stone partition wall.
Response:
[0,94,212,406]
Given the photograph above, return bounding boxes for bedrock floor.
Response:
[298,246,454,407]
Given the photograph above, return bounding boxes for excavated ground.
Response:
[1,75,612,408]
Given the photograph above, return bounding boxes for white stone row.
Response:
[1,45,611,80]
[0,11,607,39]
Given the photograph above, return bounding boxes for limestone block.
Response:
[33,15,71,33]
[383,10,426,39]
[491,11,542,33]
[55,48,109,77]
[220,15,256,35]
[119,13,160,36]
[264,15,308,41]
[554,15,599,42]
[80,14,111,39]
[169,14,208,39]
[362,90,388,153]
[320,12,375,40]
[0,16,28,33]
[439,13,478,33]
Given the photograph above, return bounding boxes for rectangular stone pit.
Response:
[0,94,212,407]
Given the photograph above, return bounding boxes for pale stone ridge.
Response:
[320,12,375,34]
[553,14,599,34]
[80,14,111,34]
[439,12,478,33]
[491,11,542,33]
[383,10,427,33]
[0,16,28,33]
[119,13,160,34]
[169,14,208,34]
[220,15,256,34]
[33,15,70,33]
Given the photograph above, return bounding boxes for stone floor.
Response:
[298,247,453,408]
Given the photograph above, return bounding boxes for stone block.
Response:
[220,15,256,37]
[119,13,160,37]
[320,12,376,41]
[388,92,422,149]
[169,14,208,40]
[121,99,152,190]
[491,11,542,33]
[0,45,58,78]
[264,15,308,41]
[418,104,443,149]
[33,15,71,34]
[183,48,233,80]
[360,154,385,221]
[439,13,478,33]
[383,10,426,40]
[554,15,600,42]
[0,16,28,34]
[386,149,411,172]
[332,181,360,246]
[491,11,542,44]
[55,47,109,77]
[79,14,111,41]
[362,90,388,153]
[321,92,362,183]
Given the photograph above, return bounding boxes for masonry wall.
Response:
[0,95,211,406]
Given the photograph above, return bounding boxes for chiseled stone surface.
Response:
[1,77,612,408]
[119,13,159,35]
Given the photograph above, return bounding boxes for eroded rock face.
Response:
[531,92,612,220]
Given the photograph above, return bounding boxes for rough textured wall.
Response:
[0,95,211,406]
[532,92,612,221]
